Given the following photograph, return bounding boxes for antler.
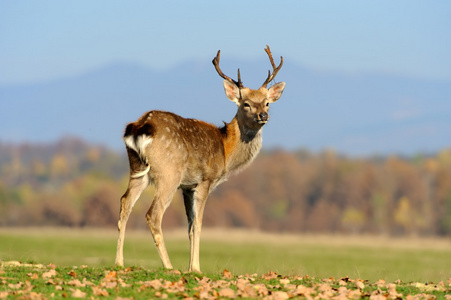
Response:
[212,50,244,89]
[261,45,284,88]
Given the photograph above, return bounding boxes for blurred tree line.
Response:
[1,137,451,236]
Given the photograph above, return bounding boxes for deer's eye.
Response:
[243,103,251,109]
[266,102,269,107]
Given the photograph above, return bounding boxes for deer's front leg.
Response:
[183,182,210,273]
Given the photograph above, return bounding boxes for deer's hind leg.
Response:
[145,175,181,270]
[115,174,150,266]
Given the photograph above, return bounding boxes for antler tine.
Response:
[212,50,244,88]
[261,45,284,88]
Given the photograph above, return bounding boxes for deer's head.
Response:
[213,45,285,130]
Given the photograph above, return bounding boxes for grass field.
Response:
[1,227,450,284]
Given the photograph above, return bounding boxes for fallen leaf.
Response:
[339,280,347,286]
[290,285,312,297]
[140,279,162,290]
[279,278,290,285]
[347,289,363,299]
[27,273,39,280]
[68,279,86,288]
[71,289,87,298]
[8,282,22,289]
[47,263,57,269]
[236,278,249,291]
[253,283,269,297]
[375,279,386,288]
[271,291,289,300]
[42,269,57,278]
[218,288,235,298]
[0,291,8,299]
[222,269,233,279]
[101,281,117,289]
[262,271,278,280]
[67,270,77,277]
[355,281,365,290]
[104,270,117,280]
[92,286,109,297]
[369,289,386,300]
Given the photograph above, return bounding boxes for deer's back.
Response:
[124,110,227,187]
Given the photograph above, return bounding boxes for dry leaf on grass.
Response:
[355,280,365,290]
[68,279,86,288]
[140,279,162,290]
[71,288,87,298]
[279,278,290,285]
[375,279,386,288]
[27,273,39,280]
[267,291,289,300]
[222,269,233,279]
[92,286,109,297]
[218,287,236,298]
[262,271,278,280]
[104,270,117,280]
[42,269,57,278]
[8,282,22,289]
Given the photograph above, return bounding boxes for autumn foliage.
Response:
[1,137,451,236]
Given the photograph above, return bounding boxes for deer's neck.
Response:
[221,117,263,173]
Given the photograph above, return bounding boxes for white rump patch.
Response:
[136,135,153,155]
[124,135,138,153]
[124,134,153,160]
[124,134,152,179]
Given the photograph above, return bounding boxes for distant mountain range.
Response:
[1,58,450,156]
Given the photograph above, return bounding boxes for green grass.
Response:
[1,227,451,283]
[1,263,450,299]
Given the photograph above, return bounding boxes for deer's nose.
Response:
[259,112,269,121]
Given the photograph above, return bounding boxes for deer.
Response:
[115,45,285,273]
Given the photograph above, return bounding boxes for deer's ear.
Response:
[268,82,285,103]
[223,80,240,105]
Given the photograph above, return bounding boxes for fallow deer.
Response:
[115,45,285,272]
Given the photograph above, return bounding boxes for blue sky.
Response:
[1,1,450,85]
